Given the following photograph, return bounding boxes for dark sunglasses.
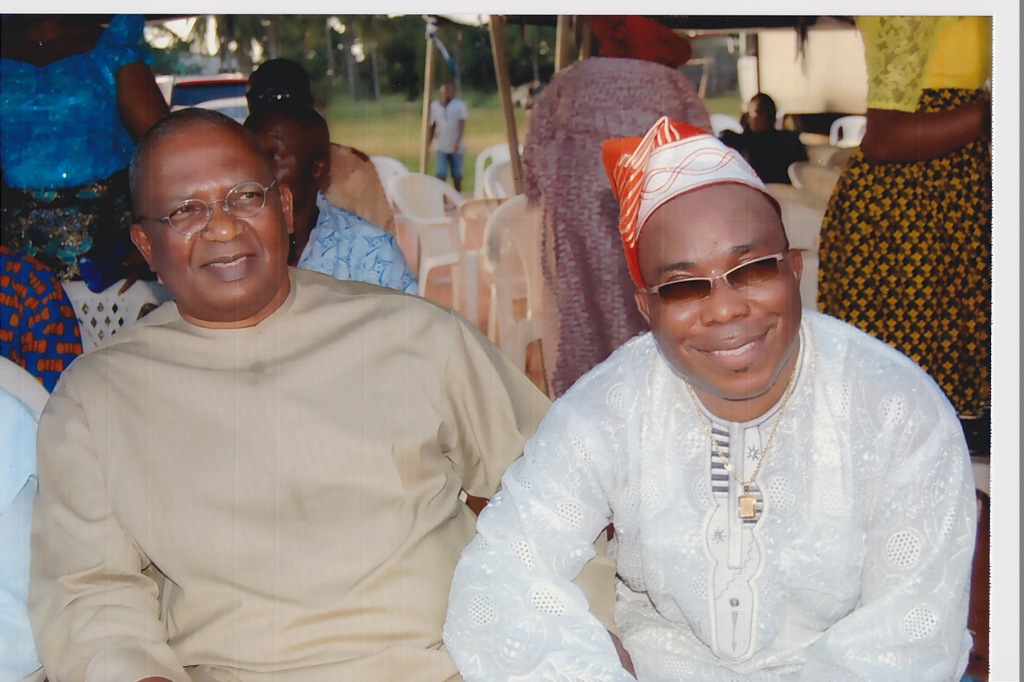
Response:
[645,252,789,304]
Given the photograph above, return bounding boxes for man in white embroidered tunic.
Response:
[443,117,978,680]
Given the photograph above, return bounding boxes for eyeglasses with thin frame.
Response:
[137,179,277,235]
[645,252,790,304]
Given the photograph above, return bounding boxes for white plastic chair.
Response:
[829,115,867,148]
[804,143,841,168]
[61,279,173,352]
[787,162,842,203]
[481,195,544,372]
[0,355,49,416]
[483,159,515,200]
[387,173,467,307]
[473,142,514,199]
[369,156,410,206]
[826,146,857,171]
[457,198,504,327]
[766,183,828,310]
[709,113,743,135]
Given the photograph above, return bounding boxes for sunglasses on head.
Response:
[645,252,789,304]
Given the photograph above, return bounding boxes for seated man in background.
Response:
[719,92,808,185]
[246,57,396,234]
[245,102,417,294]
[0,245,83,391]
[28,108,549,681]
[444,118,977,680]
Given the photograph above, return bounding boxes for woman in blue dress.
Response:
[1,14,168,284]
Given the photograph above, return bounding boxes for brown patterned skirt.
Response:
[817,89,991,417]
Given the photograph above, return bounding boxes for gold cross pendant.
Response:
[738,493,757,520]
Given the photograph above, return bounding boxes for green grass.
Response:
[325,93,528,196]
[703,95,744,116]
[324,91,742,195]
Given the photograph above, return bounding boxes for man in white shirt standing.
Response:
[428,82,468,192]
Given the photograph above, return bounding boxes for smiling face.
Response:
[130,120,294,329]
[634,184,803,422]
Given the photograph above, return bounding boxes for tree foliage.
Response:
[147,15,558,105]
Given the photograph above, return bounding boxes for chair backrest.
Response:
[0,355,49,416]
[482,195,545,368]
[325,145,396,235]
[787,162,842,202]
[473,143,513,199]
[61,279,174,352]
[483,160,515,200]
[388,172,466,221]
[458,197,504,247]
[709,113,743,135]
[369,156,410,205]
[829,115,867,148]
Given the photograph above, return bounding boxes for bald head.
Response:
[130,108,269,213]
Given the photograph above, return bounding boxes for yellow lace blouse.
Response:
[858,16,992,112]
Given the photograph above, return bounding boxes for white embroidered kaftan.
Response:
[444,312,976,681]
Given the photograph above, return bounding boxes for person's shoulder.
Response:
[292,268,460,340]
[293,266,422,306]
[320,199,389,236]
[45,300,176,391]
[718,130,745,148]
[97,14,146,50]
[806,311,950,396]
[558,332,658,401]
[0,386,38,498]
[0,247,58,287]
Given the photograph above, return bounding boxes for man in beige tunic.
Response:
[28,108,549,682]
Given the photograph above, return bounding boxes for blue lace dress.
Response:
[1,15,153,279]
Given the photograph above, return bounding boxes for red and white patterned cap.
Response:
[601,116,779,286]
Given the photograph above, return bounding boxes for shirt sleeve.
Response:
[859,15,946,112]
[28,386,191,682]
[438,310,549,499]
[0,391,42,682]
[300,203,418,295]
[443,385,635,681]
[1,249,83,392]
[99,14,155,69]
[22,264,84,392]
[798,391,977,679]
[368,231,419,295]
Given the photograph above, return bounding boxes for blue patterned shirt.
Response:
[298,194,418,295]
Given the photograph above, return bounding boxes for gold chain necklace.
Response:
[686,372,797,520]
